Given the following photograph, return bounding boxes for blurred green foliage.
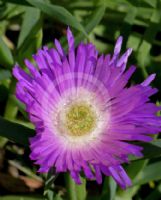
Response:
[0,0,161,199]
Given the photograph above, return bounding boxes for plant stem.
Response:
[65,173,87,200]
[0,78,18,147]
[4,78,18,120]
[75,177,87,200]
[65,173,77,200]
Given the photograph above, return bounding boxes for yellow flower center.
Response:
[65,103,96,136]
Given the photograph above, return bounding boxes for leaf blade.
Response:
[0,36,14,68]
[26,0,87,36]
[0,116,35,147]
[17,7,41,49]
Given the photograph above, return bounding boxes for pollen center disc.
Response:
[64,103,97,136]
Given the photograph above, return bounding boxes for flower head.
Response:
[13,27,161,189]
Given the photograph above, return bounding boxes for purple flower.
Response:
[13,27,161,189]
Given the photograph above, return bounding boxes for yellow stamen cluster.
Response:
[65,103,96,136]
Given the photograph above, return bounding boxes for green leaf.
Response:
[127,160,148,180]
[84,5,106,35]
[26,0,87,36]
[134,161,161,185]
[116,185,140,200]
[109,178,117,200]
[101,177,117,200]
[143,0,157,8]
[0,116,35,147]
[127,33,141,51]
[137,5,161,78]
[141,140,161,159]
[8,160,42,181]
[0,69,11,81]
[64,174,86,200]
[54,195,63,200]
[117,160,148,199]
[0,4,25,20]
[65,173,77,200]
[75,5,106,45]
[10,95,28,119]
[4,78,18,120]
[0,36,14,68]
[17,7,41,48]
[61,5,106,50]
[130,139,161,161]
[117,139,161,198]
[120,4,138,50]
[75,177,87,200]
[17,22,42,64]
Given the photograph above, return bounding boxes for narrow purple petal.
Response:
[141,74,156,86]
